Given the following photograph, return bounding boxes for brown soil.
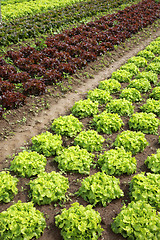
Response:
[0,20,160,240]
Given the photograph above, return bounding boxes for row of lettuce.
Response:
[0,0,160,119]
[0,37,160,240]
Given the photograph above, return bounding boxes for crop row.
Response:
[0,36,160,239]
[0,0,139,46]
[0,0,160,118]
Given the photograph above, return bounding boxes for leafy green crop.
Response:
[145,148,160,173]
[0,201,46,240]
[129,112,160,135]
[127,56,147,68]
[137,49,155,60]
[149,86,160,100]
[54,146,94,174]
[135,71,158,84]
[111,70,133,82]
[146,62,160,74]
[145,43,160,54]
[140,99,160,117]
[120,63,140,76]
[31,131,62,157]
[152,56,160,63]
[92,111,124,134]
[105,99,134,116]
[97,147,137,175]
[74,130,105,152]
[71,99,99,118]
[114,130,149,155]
[76,172,123,206]
[129,172,160,209]
[98,79,121,93]
[29,171,69,205]
[128,78,151,93]
[0,171,18,203]
[87,88,112,104]
[111,200,160,239]
[119,87,142,102]
[55,202,103,240]
[10,151,47,177]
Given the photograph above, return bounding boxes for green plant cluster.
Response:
[54,146,94,174]
[97,147,137,175]
[129,112,160,135]
[55,202,103,240]
[149,86,160,100]
[137,49,155,60]
[31,131,62,156]
[145,148,160,173]
[128,78,151,92]
[76,172,123,206]
[119,87,142,102]
[111,200,160,239]
[92,111,124,134]
[146,62,160,74]
[129,172,160,209]
[105,98,134,116]
[74,130,105,152]
[145,42,160,54]
[71,99,99,118]
[140,99,160,116]
[152,56,160,63]
[98,79,121,93]
[0,171,18,203]
[87,88,112,104]
[10,151,47,177]
[29,171,69,205]
[51,114,83,137]
[135,71,158,84]
[114,130,149,155]
[111,70,133,82]
[127,56,148,68]
[120,63,140,76]
[0,201,46,240]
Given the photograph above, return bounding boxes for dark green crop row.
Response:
[0,0,139,47]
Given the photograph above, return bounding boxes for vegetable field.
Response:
[0,0,160,239]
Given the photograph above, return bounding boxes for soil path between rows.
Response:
[0,29,160,165]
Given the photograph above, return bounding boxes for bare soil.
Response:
[0,20,160,240]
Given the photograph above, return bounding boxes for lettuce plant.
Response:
[114,130,149,155]
[129,112,160,135]
[137,49,155,60]
[135,71,158,84]
[119,87,142,102]
[98,78,121,93]
[129,172,160,209]
[0,201,46,240]
[97,147,137,175]
[10,151,47,177]
[0,171,18,203]
[145,149,160,173]
[92,111,124,134]
[31,131,62,156]
[149,86,160,100]
[51,114,83,137]
[128,78,151,93]
[76,172,123,206]
[145,44,160,54]
[140,99,160,116]
[55,202,103,240]
[105,99,134,116]
[87,88,112,104]
[120,63,139,76]
[71,99,99,118]
[29,171,69,205]
[146,62,160,74]
[54,146,94,174]
[74,130,105,152]
[127,56,147,68]
[111,200,160,239]
[111,69,132,82]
